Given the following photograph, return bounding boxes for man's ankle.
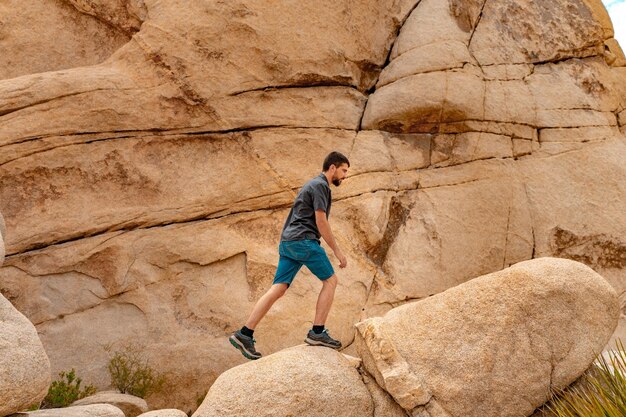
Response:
[241,326,254,338]
[312,325,325,334]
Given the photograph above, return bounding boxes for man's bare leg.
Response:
[245,283,288,329]
[305,275,341,349]
[230,283,287,360]
[313,275,338,326]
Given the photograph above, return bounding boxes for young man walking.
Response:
[229,151,350,360]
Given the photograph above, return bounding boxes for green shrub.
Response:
[106,344,166,398]
[40,369,96,409]
[543,339,626,417]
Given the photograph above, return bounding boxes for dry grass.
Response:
[543,339,626,417]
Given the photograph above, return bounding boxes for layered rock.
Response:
[193,345,373,417]
[355,257,620,417]
[8,404,125,417]
[0,294,51,416]
[0,0,624,411]
[72,392,148,417]
[0,0,132,80]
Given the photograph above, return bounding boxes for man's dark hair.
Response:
[323,151,350,171]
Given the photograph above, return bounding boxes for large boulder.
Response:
[8,404,125,417]
[193,345,373,417]
[0,293,51,416]
[355,257,620,417]
[72,392,148,417]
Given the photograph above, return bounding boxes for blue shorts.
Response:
[273,239,335,286]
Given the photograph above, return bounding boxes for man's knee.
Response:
[271,283,289,298]
[322,274,338,288]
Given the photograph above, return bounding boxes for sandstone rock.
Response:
[0,209,6,240]
[538,125,622,143]
[355,257,620,417]
[604,38,626,67]
[65,0,147,34]
[0,293,50,416]
[0,232,4,266]
[1,0,626,412]
[527,57,620,123]
[361,373,407,417]
[0,0,417,145]
[391,0,473,60]
[137,410,187,417]
[0,197,377,410]
[378,41,474,87]
[0,210,5,266]
[362,67,486,133]
[72,392,148,417]
[8,404,125,417]
[193,345,373,417]
[0,0,131,80]
[469,0,611,65]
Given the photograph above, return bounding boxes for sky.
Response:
[603,0,626,49]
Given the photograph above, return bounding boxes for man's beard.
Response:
[332,178,342,186]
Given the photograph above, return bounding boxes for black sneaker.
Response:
[229,330,262,360]
[304,329,342,349]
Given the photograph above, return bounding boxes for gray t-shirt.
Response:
[280,173,331,241]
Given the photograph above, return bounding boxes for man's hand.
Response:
[316,210,347,268]
[335,249,347,268]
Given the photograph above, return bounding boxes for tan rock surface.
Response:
[0,294,51,416]
[137,410,187,417]
[469,0,611,65]
[0,213,4,266]
[0,0,131,80]
[361,373,408,417]
[72,392,148,417]
[0,0,625,412]
[193,345,373,417]
[9,404,125,417]
[0,0,415,146]
[356,258,620,417]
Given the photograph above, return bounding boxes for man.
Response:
[229,151,350,360]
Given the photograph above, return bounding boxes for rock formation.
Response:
[355,257,619,417]
[0,211,5,266]
[194,345,375,417]
[0,0,624,411]
[8,404,125,417]
[194,258,619,417]
[137,411,187,417]
[72,392,148,417]
[0,293,51,416]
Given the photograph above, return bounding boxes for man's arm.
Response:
[315,210,347,268]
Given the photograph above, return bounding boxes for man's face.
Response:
[331,163,349,186]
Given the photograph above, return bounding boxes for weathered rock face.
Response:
[72,392,148,417]
[0,294,51,416]
[8,404,125,417]
[0,210,5,266]
[0,0,133,80]
[193,345,374,417]
[0,0,625,412]
[137,411,187,417]
[355,257,620,417]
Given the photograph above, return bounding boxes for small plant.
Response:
[40,369,96,409]
[106,344,166,398]
[543,339,626,417]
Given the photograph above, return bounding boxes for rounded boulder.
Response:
[355,257,620,417]
[193,345,373,417]
[0,293,51,416]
